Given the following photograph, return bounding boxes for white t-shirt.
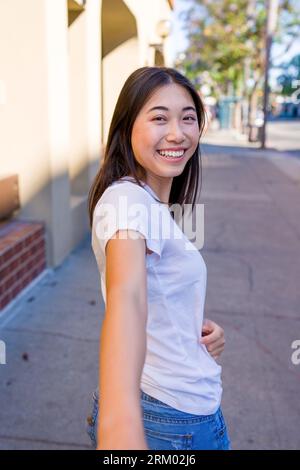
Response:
[91,176,222,415]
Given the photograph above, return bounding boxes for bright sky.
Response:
[169,0,300,87]
[169,0,190,62]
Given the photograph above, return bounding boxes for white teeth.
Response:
[158,150,185,158]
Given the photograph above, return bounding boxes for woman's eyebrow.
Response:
[147,105,196,113]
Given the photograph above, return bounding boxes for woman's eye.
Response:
[152,115,197,122]
[153,116,166,122]
[184,116,197,121]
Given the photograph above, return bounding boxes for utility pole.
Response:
[260,0,279,149]
[244,0,256,139]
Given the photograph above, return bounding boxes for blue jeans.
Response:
[86,389,231,450]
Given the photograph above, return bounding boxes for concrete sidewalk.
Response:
[0,237,102,449]
[0,134,300,449]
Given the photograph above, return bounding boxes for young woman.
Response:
[86,67,231,450]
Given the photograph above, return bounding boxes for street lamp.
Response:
[156,19,172,41]
[154,19,172,65]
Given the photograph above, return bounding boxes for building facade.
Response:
[0,0,173,272]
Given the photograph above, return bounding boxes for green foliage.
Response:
[177,0,300,98]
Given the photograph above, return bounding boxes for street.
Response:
[201,129,300,449]
[266,119,300,154]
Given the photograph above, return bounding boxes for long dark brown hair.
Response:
[88,66,207,228]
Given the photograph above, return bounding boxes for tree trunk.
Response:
[248,82,259,142]
[233,101,242,131]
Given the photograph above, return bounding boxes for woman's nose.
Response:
[166,121,185,142]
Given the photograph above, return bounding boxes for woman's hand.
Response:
[200,319,225,360]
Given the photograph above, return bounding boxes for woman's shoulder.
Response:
[97,177,154,207]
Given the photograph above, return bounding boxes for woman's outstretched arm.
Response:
[97,229,149,450]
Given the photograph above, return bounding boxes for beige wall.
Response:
[68,0,102,250]
[102,36,139,141]
[0,0,102,267]
[101,0,172,143]
[68,0,102,194]
[69,11,89,196]
[125,0,172,66]
[0,0,67,266]
[0,0,171,268]
[101,0,139,143]
[0,0,50,216]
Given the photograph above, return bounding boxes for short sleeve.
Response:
[92,182,163,268]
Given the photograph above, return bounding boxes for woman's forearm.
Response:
[97,287,148,450]
[97,410,148,450]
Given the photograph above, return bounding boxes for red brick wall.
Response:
[0,221,46,310]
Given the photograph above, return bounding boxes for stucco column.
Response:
[84,0,102,185]
[44,0,72,266]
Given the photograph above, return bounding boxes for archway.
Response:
[101,0,139,142]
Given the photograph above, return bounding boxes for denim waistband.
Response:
[91,387,222,424]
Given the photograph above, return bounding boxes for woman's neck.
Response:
[145,176,172,205]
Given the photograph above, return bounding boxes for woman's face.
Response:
[131,83,200,183]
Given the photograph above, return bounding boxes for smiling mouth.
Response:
[156,149,186,159]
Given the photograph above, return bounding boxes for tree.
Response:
[178,0,300,130]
